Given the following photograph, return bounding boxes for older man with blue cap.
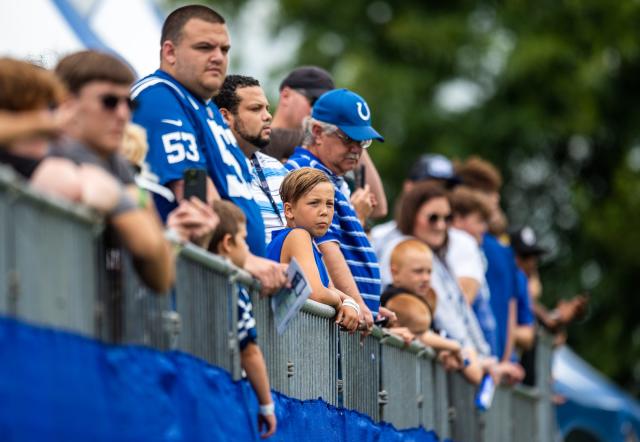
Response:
[286,88,393,331]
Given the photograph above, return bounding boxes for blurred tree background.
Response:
[205,0,640,395]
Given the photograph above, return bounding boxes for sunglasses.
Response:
[100,94,138,112]
[426,212,453,225]
[333,130,373,149]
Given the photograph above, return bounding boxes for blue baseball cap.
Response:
[311,88,384,143]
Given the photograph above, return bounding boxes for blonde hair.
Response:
[280,167,332,204]
[121,123,148,168]
[390,238,433,269]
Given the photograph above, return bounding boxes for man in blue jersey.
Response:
[286,89,395,330]
[213,75,288,244]
[131,4,286,294]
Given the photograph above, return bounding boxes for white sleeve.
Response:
[446,229,484,282]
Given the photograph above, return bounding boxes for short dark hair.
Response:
[396,181,448,235]
[213,75,260,114]
[450,186,492,222]
[210,199,246,253]
[55,50,135,94]
[161,5,225,45]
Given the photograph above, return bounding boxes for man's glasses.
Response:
[100,94,138,112]
[426,212,453,225]
[333,130,373,149]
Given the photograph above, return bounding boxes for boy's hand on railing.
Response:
[335,299,360,333]
[386,326,415,345]
[244,255,288,296]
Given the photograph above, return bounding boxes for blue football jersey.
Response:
[132,70,266,256]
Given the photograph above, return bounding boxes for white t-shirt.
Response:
[446,227,485,283]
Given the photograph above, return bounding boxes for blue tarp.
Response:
[554,345,640,441]
[0,316,439,441]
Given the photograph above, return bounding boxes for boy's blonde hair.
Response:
[390,238,433,269]
[280,167,332,204]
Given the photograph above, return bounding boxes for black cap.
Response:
[279,66,335,101]
[510,226,548,256]
[408,154,461,185]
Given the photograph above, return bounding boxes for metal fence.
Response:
[0,167,557,441]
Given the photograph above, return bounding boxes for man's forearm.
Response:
[111,209,175,293]
[359,150,387,219]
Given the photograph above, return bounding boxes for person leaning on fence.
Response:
[455,156,523,364]
[214,74,288,244]
[131,4,287,296]
[210,199,277,439]
[392,181,493,384]
[0,57,128,213]
[265,167,360,332]
[285,88,397,332]
[52,50,174,294]
[268,67,388,223]
[382,238,467,366]
[119,122,219,250]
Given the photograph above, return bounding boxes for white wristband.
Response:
[259,402,275,416]
[342,299,361,316]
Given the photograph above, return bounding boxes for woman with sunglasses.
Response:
[394,181,494,384]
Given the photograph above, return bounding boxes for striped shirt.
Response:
[286,147,381,314]
[250,151,287,244]
[237,285,257,350]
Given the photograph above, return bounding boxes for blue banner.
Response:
[0,317,439,441]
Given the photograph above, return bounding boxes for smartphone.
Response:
[183,168,207,203]
[352,165,366,189]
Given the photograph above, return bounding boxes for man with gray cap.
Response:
[285,88,393,329]
[264,66,335,161]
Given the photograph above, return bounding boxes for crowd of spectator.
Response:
[0,3,589,438]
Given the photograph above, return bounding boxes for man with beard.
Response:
[132,4,286,295]
[214,75,288,243]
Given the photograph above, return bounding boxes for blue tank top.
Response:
[266,228,330,287]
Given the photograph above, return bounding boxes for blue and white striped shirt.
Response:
[250,151,287,243]
[286,147,381,314]
[237,285,257,350]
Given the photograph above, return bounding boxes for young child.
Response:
[266,167,360,332]
[211,200,276,439]
[382,238,486,382]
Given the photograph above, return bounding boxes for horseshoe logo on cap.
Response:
[357,102,370,121]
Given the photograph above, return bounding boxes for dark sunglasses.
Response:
[100,94,138,112]
[333,130,373,149]
[426,212,453,225]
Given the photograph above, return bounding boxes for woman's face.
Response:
[412,196,451,250]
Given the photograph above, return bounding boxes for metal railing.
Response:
[0,167,556,441]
